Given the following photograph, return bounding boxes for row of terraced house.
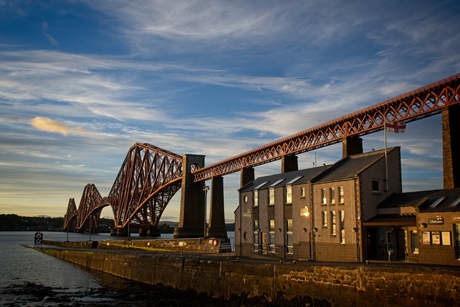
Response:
[235,146,460,265]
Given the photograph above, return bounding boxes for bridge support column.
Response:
[282,154,298,173]
[443,104,460,189]
[240,167,255,188]
[206,176,227,238]
[342,136,363,158]
[174,154,206,238]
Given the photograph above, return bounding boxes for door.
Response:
[455,224,460,259]
[396,229,406,260]
[366,228,378,259]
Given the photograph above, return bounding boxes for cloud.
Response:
[44,33,58,45]
[29,116,86,135]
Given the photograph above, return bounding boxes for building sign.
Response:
[428,216,444,225]
[242,209,252,219]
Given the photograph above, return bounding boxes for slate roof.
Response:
[374,188,460,212]
[418,188,460,212]
[239,165,330,192]
[377,190,440,209]
[313,147,398,183]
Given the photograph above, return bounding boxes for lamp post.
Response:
[203,185,210,238]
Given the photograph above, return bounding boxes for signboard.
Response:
[422,231,431,245]
[428,217,444,225]
[431,231,441,245]
[242,209,252,219]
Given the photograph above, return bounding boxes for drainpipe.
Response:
[354,175,362,262]
[309,181,315,261]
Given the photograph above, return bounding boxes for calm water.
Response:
[0,231,235,306]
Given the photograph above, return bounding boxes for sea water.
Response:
[0,231,235,306]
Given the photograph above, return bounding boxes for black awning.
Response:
[363,214,416,227]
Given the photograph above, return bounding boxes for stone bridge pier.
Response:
[174,154,228,238]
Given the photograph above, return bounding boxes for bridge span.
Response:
[64,73,460,238]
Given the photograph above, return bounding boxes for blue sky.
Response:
[0,1,459,222]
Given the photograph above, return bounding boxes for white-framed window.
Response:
[329,187,335,204]
[269,219,275,253]
[321,188,327,205]
[411,230,418,254]
[322,211,327,227]
[286,219,293,254]
[253,190,259,207]
[339,186,344,203]
[253,220,259,252]
[300,187,305,198]
[340,210,345,243]
[269,187,275,205]
[285,185,292,204]
[330,211,336,235]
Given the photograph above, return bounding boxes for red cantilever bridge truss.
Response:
[63,73,460,232]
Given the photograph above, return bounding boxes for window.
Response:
[322,211,327,227]
[286,219,293,254]
[321,188,326,205]
[269,219,275,253]
[244,195,248,203]
[285,185,292,204]
[253,220,259,252]
[253,190,259,207]
[330,211,336,235]
[339,210,345,243]
[411,230,418,254]
[269,188,275,205]
[300,187,305,198]
[339,186,344,203]
[372,180,379,193]
[329,187,335,204]
[455,224,460,259]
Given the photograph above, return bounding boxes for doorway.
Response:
[366,228,378,259]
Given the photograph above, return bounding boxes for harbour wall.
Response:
[37,248,460,307]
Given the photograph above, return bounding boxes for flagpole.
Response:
[384,116,389,192]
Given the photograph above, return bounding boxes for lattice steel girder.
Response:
[108,143,183,229]
[63,198,77,230]
[193,73,460,181]
[75,183,107,230]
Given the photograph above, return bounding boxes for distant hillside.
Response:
[0,214,235,233]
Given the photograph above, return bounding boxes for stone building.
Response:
[235,147,402,262]
[365,188,460,265]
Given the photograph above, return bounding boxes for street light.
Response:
[300,206,309,217]
[203,185,210,238]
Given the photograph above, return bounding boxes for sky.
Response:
[1,0,459,223]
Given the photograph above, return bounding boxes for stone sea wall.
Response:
[37,248,460,307]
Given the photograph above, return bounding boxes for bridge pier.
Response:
[443,104,460,188]
[206,176,227,238]
[174,154,207,238]
[139,227,161,237]
[342,136,363,158]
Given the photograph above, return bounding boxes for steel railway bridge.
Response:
[63,73,460,238]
